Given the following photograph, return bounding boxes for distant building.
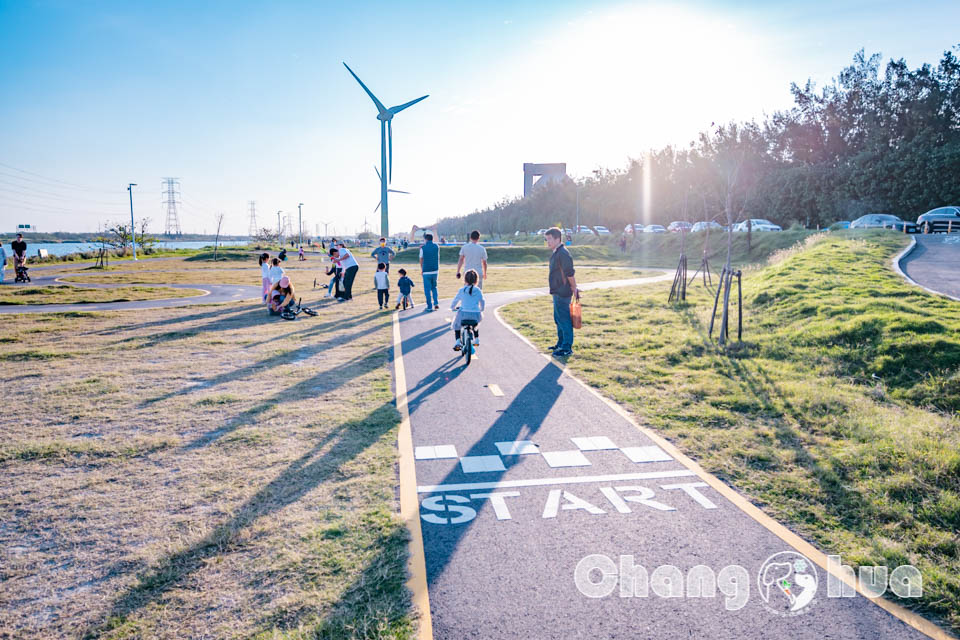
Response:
[523,163,567,197]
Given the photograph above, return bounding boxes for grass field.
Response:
[0,262,416,638]
[500,231,960,633]
[0,284,202,305]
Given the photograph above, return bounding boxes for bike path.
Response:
[395,275,937,639]
[899,235,960,301]
[0,270,261,314]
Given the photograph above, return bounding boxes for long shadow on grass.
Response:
[252,510,415,638]
[240,308,385,350]
[677,304,866,528]
[181,344,392,450]
[84,401,402,639]
[142,320,387,407]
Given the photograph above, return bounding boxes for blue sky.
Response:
[1,0,958,236]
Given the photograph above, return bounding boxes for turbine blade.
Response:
[343,62,388,115]
[388,189,410,194]
[374,165,381,181]
[389,94,429,115]
[374,200,381,213]
[388,120,393,183]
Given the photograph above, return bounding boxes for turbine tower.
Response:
[344,62,428,238]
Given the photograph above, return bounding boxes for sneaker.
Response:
[453,340,462,351]
[473,338,480,347]
[547,343,559,351]
[395,303,401,310]
[434,305,440,310]
[552,348,573,357]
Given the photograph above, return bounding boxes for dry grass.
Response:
[0,257,416,639]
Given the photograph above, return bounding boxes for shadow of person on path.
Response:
[413,362,565,586]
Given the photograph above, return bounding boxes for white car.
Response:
[574,225,593,234]
[644,225,667,233]
[734,219,782,232]
[624,223,644,234]
[593,225,610,235]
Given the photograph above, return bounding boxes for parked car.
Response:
[733,219,782,232]
[690,221,726,233]
[850,214,904,229]
[624,223,645,234]
[593,225,610,235]
[882,219,918,233]
[536,229,547,235]
[829,221,851,230]
[916,206,960,233]
[573,225,593,234]
[644,225,667,233]
[668,221,692,233]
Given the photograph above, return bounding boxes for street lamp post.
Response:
[298,202,303,247]
[127,183,138,261]
[277,210,282,247]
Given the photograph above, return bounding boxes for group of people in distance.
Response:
[253,229,579,358]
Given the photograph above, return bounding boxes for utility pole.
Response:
[298,202,303,247]
[277,210,282,246]
[127,183,138,260]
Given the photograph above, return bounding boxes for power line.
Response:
[0,182,127,206]
[0,161,118,193]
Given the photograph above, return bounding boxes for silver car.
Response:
[850,214,904,229]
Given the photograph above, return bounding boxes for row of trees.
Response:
[96,218,157,254]
[436,47,960,236]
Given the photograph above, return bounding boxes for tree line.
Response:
[435,47,960,237]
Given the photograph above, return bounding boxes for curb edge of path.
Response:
[490,300,954,640]
[392,311,434,640]
[893,236,960,303]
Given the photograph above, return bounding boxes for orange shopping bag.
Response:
[570,293,582,329]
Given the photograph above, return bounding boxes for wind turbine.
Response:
[344,62,428,238]
[374,166,409,212]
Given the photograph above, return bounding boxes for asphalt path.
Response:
[900,235,960,300]
[396,273,933,639]
[0,268,261,313]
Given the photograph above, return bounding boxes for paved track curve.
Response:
[899,235,960,301]
[395,273,940,639]
[0,268,261,313]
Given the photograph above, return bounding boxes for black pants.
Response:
[377,289,390,306]
[341,265,358,300]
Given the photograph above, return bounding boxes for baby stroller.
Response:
[14,263,30,283]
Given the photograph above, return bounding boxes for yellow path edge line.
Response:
[392,311,434,640]
[494,304,954,640]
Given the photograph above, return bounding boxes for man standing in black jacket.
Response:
[545,227,580,357]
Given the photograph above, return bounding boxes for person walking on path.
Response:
[0,241,6,284]
[298,245,305,261]
[545,227,580,357]
[371,237,396,272]
[11,234,26,270]
[331,246,359,301]
[456,229,488,289]
[395,268,415,309]
[258,252,271,302]
[374,262,390,309]
[419,232,440,310]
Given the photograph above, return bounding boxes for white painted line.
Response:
[417,469,697,493]
[486,383,504,397]
[571,436,618,451]
[433,444,458,459]
[414,446,436,460]
[460,455,506,473]
[494,440,540,456]
[621,445,673,463]
[542,450,592,468]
